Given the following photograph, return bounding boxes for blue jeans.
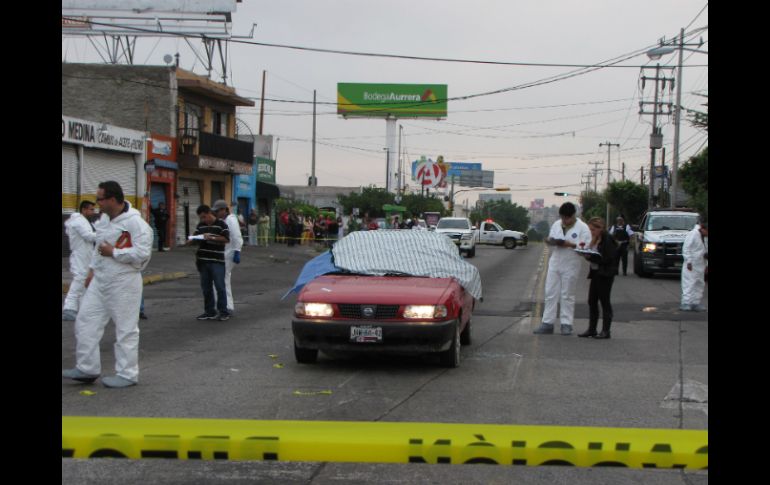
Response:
[199,262,227,315]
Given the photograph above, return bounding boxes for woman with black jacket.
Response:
[578,217,619,339]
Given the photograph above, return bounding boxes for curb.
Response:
[62,272,190,294]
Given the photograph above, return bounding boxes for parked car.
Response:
[476,220,526,249]
[632,209,700,277]
[291,230,482,367]
[434,217,477,257]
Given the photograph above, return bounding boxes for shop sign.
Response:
[62,115,145,154]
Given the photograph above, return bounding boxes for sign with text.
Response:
[338,83,447,118]
[62,115,145,154]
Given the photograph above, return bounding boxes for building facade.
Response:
[62,63,255,246]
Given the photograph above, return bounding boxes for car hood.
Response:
[301,274,452,305]
[643,230,689,242]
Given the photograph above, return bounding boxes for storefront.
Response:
[61,115,146,255]
[256,157,280,240]
[145,135,178,249]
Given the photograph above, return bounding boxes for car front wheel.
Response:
[439,323,461,368]
[503,238,516,249]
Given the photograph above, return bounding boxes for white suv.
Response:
[435,217,477,257]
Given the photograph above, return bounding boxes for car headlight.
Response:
[460,233,472,240]
[295,302,334,317]
[403,305,448,319]
[642,243,658,253]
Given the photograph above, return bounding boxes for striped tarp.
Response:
[331,230,482,300]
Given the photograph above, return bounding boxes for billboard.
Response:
[338,83,448,118]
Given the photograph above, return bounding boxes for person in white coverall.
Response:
[534,202,592,336]
[62,181,153,388]
[680,219,708,311]
[62,200,97,321]
[213,200,243,315]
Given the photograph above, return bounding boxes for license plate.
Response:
[350,325,382,343]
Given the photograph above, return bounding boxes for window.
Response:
[214,111,229,136]
[182,103,201,135]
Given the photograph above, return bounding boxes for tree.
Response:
[579,191,606,221]
[605,180,649,225]
[337,186,394,218]
[401,193,447,219]
[534,220,551,237]
[679,147,708,219]
[469,200,529,231]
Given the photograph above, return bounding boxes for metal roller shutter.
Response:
[62,144,79,213]
[176,178,201,244]
[82,148,137,200]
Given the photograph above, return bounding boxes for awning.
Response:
[257,181,281,199]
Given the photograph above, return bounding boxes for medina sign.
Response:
[337,83,447,118]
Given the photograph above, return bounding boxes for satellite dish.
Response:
[163,54,174,65]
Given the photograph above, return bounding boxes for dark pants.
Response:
[616,243,629,275]
[199,262,227,315]
[588,276,614,333]
[157,229,166,251]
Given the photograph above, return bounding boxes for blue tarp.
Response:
[282,251,339,300]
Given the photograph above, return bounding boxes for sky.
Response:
[61,1,708,210]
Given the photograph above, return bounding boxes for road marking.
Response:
[661,379,708,416]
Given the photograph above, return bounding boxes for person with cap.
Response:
[212,200,243,316]
[62,200,97,321]
[608,215,634,276]
[534,202,592,336]
[62,181,153,388]
[680,216,708,311]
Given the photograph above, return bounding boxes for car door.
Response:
[479,222,497,244]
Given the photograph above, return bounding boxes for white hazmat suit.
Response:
[223,212,243,313]
[542,218,592,328]
[63,212,97,314]
[681,224,707,309]
[74,202,152,383]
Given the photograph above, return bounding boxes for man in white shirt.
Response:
[62,201,97,321]
[213,200,243,315]
[534,202,592,336]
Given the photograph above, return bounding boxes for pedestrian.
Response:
[680,217,708,312]
[302,215,314,245]
[608,215,633,276]
[62,200,97,321]
[258,211,271,247]
[578,217,618,339]
[247,209,259,246]
[287,209,300,247]
[278,209,289,244]
[534,202,592,336]
[151,202,170,252]
[189,204,231,321]
[327,216,339,248]
[213,200,242,316]
[62,181,153,388]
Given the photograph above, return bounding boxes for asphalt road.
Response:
[62,242,708,484]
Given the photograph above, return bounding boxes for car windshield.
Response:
[646,215,698,231]
[437,219,469,230]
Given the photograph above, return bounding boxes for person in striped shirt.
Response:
[189,204,231,321]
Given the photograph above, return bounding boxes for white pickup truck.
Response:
[434,217,477,258]
[476,221,527,249]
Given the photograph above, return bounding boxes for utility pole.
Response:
[639,64,675,209]
[599,142,620,223]
[588,161,602,192]
[310,89,317,186]
[259,70,266,135]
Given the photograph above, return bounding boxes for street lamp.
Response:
[646,29,706,208]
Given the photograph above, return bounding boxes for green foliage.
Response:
[579,191,606,221]
[337,187,446,219]
[527,228,544,242]
[605,180,649,224]
[679,147,708,219]
[534,220,551,236]
[469,200,530,231]
[274,199,319,219]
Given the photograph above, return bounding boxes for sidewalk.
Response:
[62,242,323,294]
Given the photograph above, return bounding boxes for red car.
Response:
[290,230,481,367]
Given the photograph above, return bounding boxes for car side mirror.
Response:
[471,226,477,230]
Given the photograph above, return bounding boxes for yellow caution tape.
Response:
[62,417,707,469]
